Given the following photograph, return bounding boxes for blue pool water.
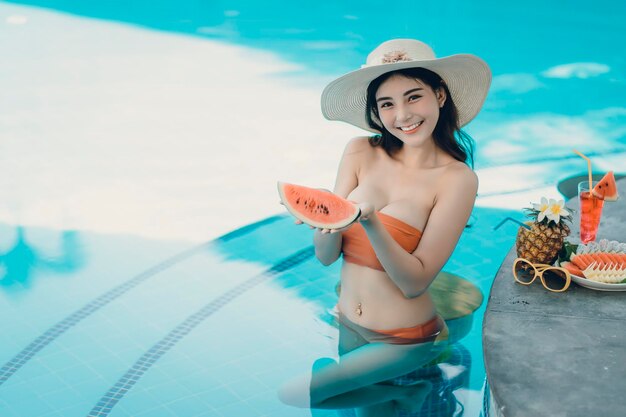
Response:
[0,207,519,416]
[4,0,626,176]
[1,0,625,416]
[4,0,626,92]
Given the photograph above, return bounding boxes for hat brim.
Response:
[321,54,491,132]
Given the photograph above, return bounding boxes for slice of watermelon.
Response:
[561,261,584,277]
[592,171,619,201]
[277,182,360,229]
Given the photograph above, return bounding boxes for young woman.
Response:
[279,39,491,416]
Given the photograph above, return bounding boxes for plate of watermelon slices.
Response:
[558,239,626,291]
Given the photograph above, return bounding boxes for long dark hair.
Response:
[365,67,475,167]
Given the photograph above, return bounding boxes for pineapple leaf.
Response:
[557,241,578,264]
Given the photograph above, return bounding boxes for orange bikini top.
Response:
[341,211,422,271]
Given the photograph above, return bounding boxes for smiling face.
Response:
[375,74,446,146]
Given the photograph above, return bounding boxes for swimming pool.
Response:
[1,1,625,416]
[1,207,518,416]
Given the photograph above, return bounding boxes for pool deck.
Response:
[483,177,626,417]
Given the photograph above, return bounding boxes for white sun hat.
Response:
[321,39,492,132]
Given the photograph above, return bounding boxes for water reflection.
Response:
[278,272,481,416]
[0,226,85,289]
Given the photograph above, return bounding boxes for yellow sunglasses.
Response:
[512,258,571,292]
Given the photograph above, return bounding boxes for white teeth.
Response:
[399,121,423,131]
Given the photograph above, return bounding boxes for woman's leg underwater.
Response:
[310,340,443,408]
[279,331,445,410]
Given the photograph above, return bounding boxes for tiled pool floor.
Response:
[0,205,520,416]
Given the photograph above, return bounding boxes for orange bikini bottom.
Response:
[336,308,447,345]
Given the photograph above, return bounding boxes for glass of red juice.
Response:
[578,181,604,243]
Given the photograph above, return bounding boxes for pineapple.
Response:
[516,198,572,265]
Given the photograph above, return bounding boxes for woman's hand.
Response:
[292,217,350,234]
[354,201,375,222]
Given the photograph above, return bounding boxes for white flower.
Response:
[546,199,570,224]
[531,197,570,224]
[533,197,550,222]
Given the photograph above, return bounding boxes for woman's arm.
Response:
[361,166,478,298]
[313,137,367,266]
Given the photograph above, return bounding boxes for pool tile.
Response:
[163,395,213,417]
[198,386,241,408]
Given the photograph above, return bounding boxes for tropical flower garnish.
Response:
[531,197,571,225]
[532,197,550,221]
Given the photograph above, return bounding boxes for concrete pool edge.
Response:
[482,178,626,417]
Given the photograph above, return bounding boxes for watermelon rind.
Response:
[277,181,360,229]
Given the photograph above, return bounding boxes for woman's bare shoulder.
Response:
[437,161,478,201]
[347,136,383,159]
[438,161,478,195]
[333,137,375,196]
[341,136,378,165]
[344,136,374,153]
